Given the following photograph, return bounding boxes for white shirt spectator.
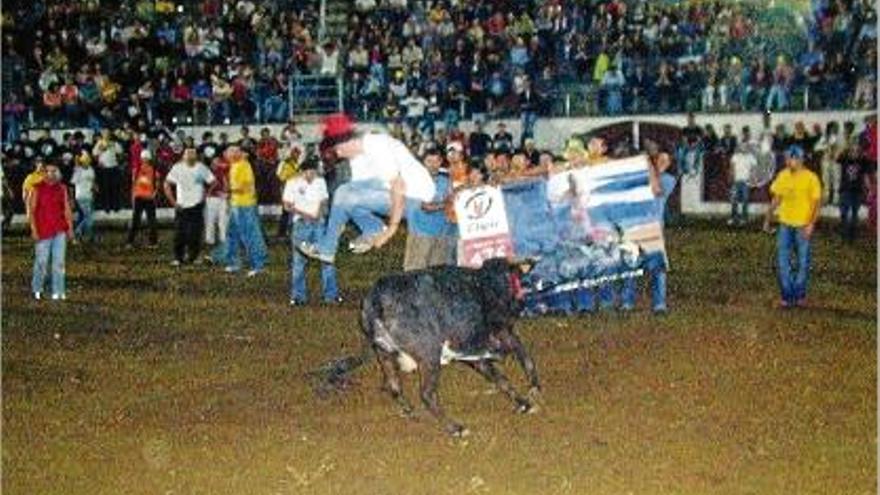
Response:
[165,161,215,208]
[70,166,96,201]
[731,150,757,183]
[92,140,123,169]
[350,133,435,202]
[402,94,428,118]
[320,47,339,76]
[282,175,329,221]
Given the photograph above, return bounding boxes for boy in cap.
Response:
[764,145,821,308]
[283,154,339,305]
[299,113,435,264]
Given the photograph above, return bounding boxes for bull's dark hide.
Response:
[310,258,541,437]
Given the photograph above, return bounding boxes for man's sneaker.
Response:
[652,305,668,315]
[170,260,182,267]
[51,293,66,301]
[289,299,306,306]
[777,300,791,309]
[224,266,240,273]
[33,292,41,300]
[298,242,335,264]
[726,218,736,226]
[323,296,344,305]
[348,226,388,254]
[348,239,373,254]
[246,269,263,278]
[795,298,808,308]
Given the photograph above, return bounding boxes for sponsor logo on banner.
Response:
[455,186,513,267]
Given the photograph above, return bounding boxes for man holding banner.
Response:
[299,113,436,264]
[620,140,677,313]
[454,134,670,318]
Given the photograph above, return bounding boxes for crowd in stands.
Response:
[2,0,877,143]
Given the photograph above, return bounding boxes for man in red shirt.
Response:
[28,162,73,300]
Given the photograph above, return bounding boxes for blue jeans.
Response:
[839,191,861,240]
[621,253,667,311]
[730,181,749,222]
[317,179,418,258]
[776,225,811,304]
[262,96,288,123]
[765,84,789,110]
[521,110,537,139]
[225,205,268,271]
[291,219,338,302]
[32,233,66,296]
[75,198,96,241]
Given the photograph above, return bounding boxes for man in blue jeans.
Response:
[620,141,677,314]
[282,156,339,305]
[299,113,435,264]
[764,145,821,308]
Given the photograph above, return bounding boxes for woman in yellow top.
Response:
[275,144,302,239]
[223,147,267,276]
[764,145,821,308]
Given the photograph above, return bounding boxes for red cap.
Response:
[322,113,356,146]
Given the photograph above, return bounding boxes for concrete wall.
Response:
[46,109,874,220]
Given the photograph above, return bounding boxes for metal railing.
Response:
[288,75,344,117]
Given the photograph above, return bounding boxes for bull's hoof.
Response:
[398,405,417,419]
[527,386,543,403]
[515,399,534,415]
[446,423,470,438]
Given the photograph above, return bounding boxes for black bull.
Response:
[310,258,541,436]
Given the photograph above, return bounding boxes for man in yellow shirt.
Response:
[764,145,821,308]
[223,146,267,277]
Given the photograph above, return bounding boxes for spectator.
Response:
[223,146,267,277]
[163,147,215,267]
[621,140,676,313]
[275,143,302,239]
[493,122,514,154]
[282,155,339,306]
[816,122,843,205]
[91,129,124,213]
[404,145,454,271]
[837,144,871,241]
[126,150,159,248]
[204,154,230,265]
[764,145,821,308]
[70,151,97,243]
[728,142,757,227]
[28,162,73,301]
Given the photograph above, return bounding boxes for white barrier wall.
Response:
[46,110,874,219]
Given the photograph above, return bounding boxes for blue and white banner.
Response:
[455,155,666,305]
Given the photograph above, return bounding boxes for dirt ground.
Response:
[2,220,876,495]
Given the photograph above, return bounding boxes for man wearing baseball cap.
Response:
[764,144,821,308]
[299,113,435,264]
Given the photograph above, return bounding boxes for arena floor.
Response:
[2,219,876,495]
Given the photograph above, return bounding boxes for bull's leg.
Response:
[418,361,467,437]
[376,349,415,417]
[467,360,533,414]
[500,330,541,397]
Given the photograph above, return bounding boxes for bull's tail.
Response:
[306,341,373,398]
[306,292,381,398]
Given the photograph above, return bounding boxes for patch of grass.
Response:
[2,219,876,495]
